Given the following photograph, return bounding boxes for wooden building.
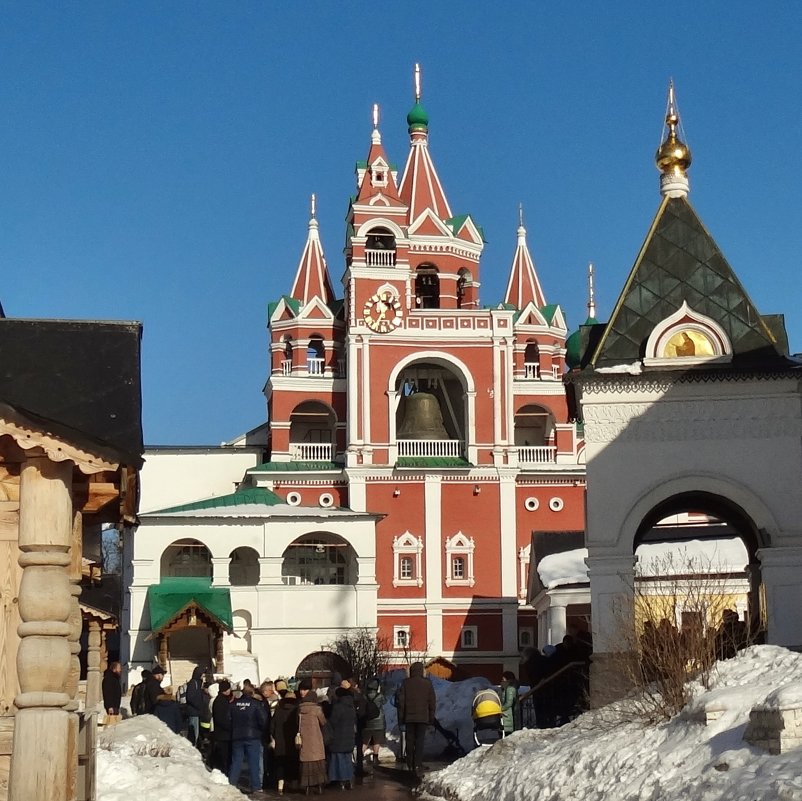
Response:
[0,317,142,801]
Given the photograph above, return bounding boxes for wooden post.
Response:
[9,456,73,801]
[215,633,224,674]
[85,621,101,711]
[67,512,83,710]
[158,635,168,670]
[99,630,108,674]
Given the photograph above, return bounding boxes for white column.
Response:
[546,602,567,646]
[361,338,371,451]
[586,552,635,653]
[492,338,502,445]
[211,557,229,587]
[424,474,443,654]
[758,546,802,648]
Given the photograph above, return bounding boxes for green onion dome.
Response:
[565,316,598,369]
[406,101,429,130]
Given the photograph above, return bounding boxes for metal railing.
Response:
[397,439,463,458]
[518,445,557,464]
[281,359,292,376]
[518,660,588,729]
[365,248,396,267]
[290,443,334,461]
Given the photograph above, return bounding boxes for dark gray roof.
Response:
[0,318,143,465]
[591,196,788,368]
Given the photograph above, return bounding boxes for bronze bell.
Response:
[397,392,449,440]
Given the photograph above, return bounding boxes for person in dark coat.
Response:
[271,688,300,795]
[130,669,150,716]
[362,677,386,770]
[229,684,268,794]
[146,665,183,733]
[396,662,436,779]
[102,661,122,716]
[185,665,209,746]
[211,680,234,776]
[327,687,357,789]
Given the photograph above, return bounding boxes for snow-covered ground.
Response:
[97,715,244,800]
[422,646,802,801]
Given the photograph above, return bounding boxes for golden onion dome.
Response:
[656,98,692,175]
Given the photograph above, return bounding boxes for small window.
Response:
[400,556,413,580]
[461,626,478,649]
[394,625,411,649]
[519,627,535,649]
[445,533,475,587]
[452,556,465,580]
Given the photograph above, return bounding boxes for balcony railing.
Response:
[518,445,557,464]
[523,362,539,379]
[307,357,325,375]
[397,439,463,458]
[365,248,396,267]
[290,443,334,461]
[281,359,292,376]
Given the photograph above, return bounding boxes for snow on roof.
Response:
[537,538,748,590]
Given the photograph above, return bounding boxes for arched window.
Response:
[229,547,260,586]
[282,337,293,376]
[415,265,440,309]
[289,400,336,461]
[160,539,212,579]
[281,534,357,586]
[524,342,540,379]
[307,335,325,376]
[445,533,475,587]
[365,227,397,267]
[514,404,557,464]
[457,268,472,309]
[393,532,424,587]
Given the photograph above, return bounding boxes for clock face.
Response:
[362,290,403,333]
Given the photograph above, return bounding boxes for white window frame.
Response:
[460,625,478,649]
[393,531,424,587]
[445,532,475,587]
[394,625,411,649]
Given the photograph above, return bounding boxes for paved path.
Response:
[251,763,434,799]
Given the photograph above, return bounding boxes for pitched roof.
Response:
[0,318,143,464]
[289,214,336,306]
[591,196,786,367]
[398,130,452,224]
[147,579,233,633]
[149,486,284,514]
[504,224,546,309]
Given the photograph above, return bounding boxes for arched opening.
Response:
[229,547,260,586]
[365,227,396,267]
[295,650,353,689]
[514,404,556,464]
[289,400,336,461]
[633,492,764,667]
[281,336,294,376]
[232,608,253,653]
[415,264,440,309]
[523,342,540,379]
[307,334,325,376]
[457,268,472,309]
[395,361,466,458]
[281,532,358,586]
[160,538,212,579]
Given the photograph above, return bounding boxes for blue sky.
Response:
[3,3,802,444]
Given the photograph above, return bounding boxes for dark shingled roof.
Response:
[591,196,788,368]
[0,318,144,465]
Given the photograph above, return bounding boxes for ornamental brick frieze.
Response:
[579,371,797,395]
[582,398,800,443]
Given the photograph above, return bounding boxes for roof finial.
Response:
[414,63,421,102]
[587,262,597,320]
[310,193,316,219]
[656,79,692,198]
[518,203,524,228]
[371,103,382,145]
[517,203,526,243]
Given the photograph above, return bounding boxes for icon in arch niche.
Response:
[644,302,732,368]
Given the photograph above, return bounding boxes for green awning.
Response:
[147,578,233,634]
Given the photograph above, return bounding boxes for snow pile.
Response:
[422,646,802,801]
[97,715,244,801]
[382,670,492,758]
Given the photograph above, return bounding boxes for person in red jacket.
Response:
[396,662,436,780]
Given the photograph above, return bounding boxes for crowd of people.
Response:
[122,661,437,799]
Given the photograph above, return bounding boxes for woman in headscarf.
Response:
[297,679,327,794]
[270,683,300,795]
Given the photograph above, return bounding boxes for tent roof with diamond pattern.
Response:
[590,196,789,368]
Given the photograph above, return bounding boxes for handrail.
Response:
[518,660,587,703]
